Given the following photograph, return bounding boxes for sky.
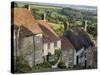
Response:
[18,0,98,6]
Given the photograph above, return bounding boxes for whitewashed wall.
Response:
[74,47,85,65]
[49,42,55,54]
[56,40,61,49]
[43,43,48,56]
[43,40,61,56]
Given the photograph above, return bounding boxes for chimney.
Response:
[64,21,69,31]
[63,21,69,36]
[42,13,46,21]
[84,20,88,32]
[24,4,31,11]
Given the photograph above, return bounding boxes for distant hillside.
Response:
[14,1,97,38]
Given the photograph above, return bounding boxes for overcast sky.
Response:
[24,0,98,6]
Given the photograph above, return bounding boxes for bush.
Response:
[47,49,61,65]
[32,62,51,72]
[49,61,57,65]
[36,62,51,68]
[15,56,31,73]
[58,61,66,69]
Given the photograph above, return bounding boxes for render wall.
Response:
[43,40,61,56]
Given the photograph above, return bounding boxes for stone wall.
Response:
[18,33,44,67]
[86,47,97,68]
[34,34,44,65]
[62,48,74,68]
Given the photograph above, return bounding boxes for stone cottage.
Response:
[62,21,94,67]
[11,8,44,67]
[86,47,97,68]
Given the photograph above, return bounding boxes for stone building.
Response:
[11,8,44,67]
[86,47,97,68]
[62,21,95,68]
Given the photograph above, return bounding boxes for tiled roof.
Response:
[11,8,42,34]
[61,36,74,50]
[37,20,60,43]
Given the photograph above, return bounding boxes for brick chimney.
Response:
[83,20,88,32]
[64,21,69,30]
[63,21,69,35]
[42,13,46,21]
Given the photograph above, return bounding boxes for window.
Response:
[54,42,57,47]
[48,43,50,49]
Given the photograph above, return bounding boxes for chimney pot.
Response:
[84,20,88,32]
[64,21,69,30]
[42,13,46,21]
[63,21,69,36]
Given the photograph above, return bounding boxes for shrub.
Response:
[15,56,31,73]
[32,62,51,72]
[58,61,66,69]
[47,49,61,65]
[37,62,51,68]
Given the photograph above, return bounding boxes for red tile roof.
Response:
[37,20,60,43]
[11,8,42,34]
[61,36,74,50]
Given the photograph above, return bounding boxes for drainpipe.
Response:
[16,26,21,56]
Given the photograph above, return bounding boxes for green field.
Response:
[17,2,62,9]
[31,4,62,9]
[49,23,64,36]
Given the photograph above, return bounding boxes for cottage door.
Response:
[76,56,79,65]
[85,60,87,68]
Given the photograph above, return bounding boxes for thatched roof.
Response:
[64,28,94,51]
[37,20,60,43]
[75,28,94,48]
[11,8,42,34]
